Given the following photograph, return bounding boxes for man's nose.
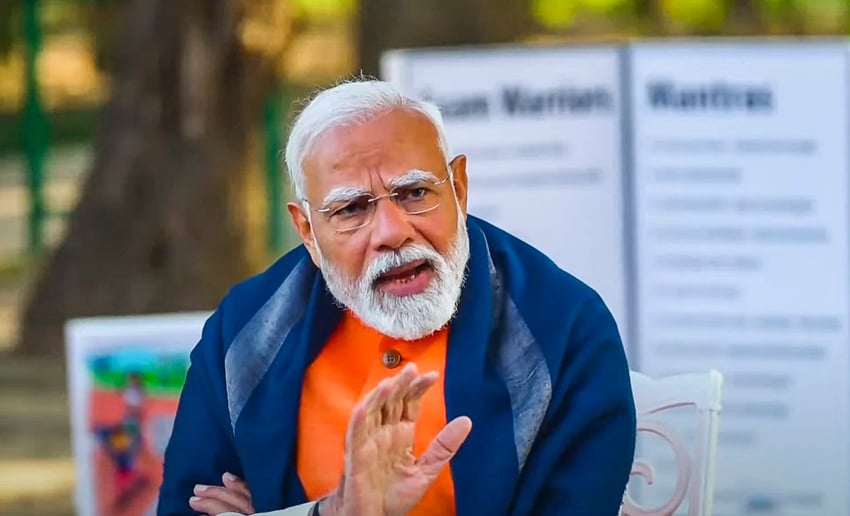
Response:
[369,197,415,251]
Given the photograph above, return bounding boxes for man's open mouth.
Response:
[376,260,431,285]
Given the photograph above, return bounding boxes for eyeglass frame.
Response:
[300,172,453,233]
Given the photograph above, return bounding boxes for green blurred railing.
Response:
[15,0,290,261]
[21,0,48,257]
[264,83,288,256]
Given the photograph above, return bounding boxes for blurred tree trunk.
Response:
[357,0,535,77]
[634,0,666,34]
[18,0,291,355]
[728,0,762,34]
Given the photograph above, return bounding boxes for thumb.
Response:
[417,416,472,477]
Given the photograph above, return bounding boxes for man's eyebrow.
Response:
[389,169,440,188]
[320,169,440,207]
[321,185,370,207]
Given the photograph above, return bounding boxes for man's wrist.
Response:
[314,491,342,516]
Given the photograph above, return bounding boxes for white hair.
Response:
[284,79,453,200]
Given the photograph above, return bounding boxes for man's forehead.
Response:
[301,110,444,197]
[305,109,441,167]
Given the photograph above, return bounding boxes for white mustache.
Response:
[313,213,469,341]
[365,245,442,286]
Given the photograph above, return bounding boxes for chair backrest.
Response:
[621,369,724,516]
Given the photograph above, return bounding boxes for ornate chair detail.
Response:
[621,370,724,516]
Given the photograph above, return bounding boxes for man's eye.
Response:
[398,186,429,201]
[332,199,369,217]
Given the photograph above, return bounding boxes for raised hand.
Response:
[187,362,471,516]
[321,362,473,516]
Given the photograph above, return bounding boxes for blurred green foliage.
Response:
[0,0,844,60]
[0,0,846,156]
[664,0,727,33]
[531,0,847,33]
[292,0,357,19]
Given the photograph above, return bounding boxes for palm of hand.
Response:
[345,419,435,516]
[332,364,471,516]
[189,363,471,516]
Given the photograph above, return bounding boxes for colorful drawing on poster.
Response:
[86,346,189,516]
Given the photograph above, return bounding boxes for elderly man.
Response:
[158,79,636,516]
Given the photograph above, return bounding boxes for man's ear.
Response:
[448,154,469,216]
[287,202,321,267]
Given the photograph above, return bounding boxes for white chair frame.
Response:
[621,369,724,516]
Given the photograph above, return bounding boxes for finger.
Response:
[402,371,440,421]
[345,399,370,454]
[369,364,415,427]
[364,378,392,431]
[221,473,253,508]
[192,485,254,514]
[347,364,420,451]
[188,495,240,515]
[417,416,473,477]
[405,371,439,402]
[383,363,418,424]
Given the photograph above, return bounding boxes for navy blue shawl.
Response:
[158,216,636,516]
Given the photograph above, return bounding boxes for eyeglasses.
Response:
[305,175,451,233]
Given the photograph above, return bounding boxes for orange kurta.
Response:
[297,311,456,515]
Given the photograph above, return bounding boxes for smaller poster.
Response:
[66,312,210,516]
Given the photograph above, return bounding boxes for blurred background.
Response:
[0,0,848,514]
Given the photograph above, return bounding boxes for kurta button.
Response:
[382,349,402,369]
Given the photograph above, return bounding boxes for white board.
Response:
[630,40,850,516]
[382,45,631,345]
[66,312,209,516]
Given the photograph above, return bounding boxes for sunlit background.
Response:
[1,0,849,514]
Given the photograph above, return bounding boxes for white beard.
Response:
[314,214,470,341]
